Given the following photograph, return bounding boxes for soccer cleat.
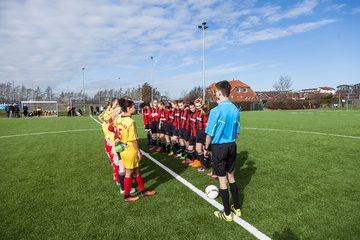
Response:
[182,159,193,164]
[120,188,136,195]
[207,172,213,176]
[197,167,206,172]
[141,190,157,197]
[180,155,186,160]
[214,211,233,222]
[168,151,174,156]
[124,196,139,202]
[191,160,202,168]
[156,147,162,152]
[211,174,218,179]
[149,146,155,151]
[231,205,242,217]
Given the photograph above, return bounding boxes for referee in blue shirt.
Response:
[204,80,241,222]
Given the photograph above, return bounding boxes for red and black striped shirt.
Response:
[181,108,190,130]
[173,108,181,129]
[142,106,151,125]
[158,108,168,122]
[190,110,198,137]
[167,108,175,124]
[196,110,208,130]
[150,107,159,123]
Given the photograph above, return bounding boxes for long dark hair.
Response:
[119,98,135,113]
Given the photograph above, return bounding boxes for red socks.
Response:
[135,175,145,191]
[113,165,120,184]
[124,177,132,195]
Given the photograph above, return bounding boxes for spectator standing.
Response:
[23,104,28,117]
[36,106,42,117]
[67,105,71,117]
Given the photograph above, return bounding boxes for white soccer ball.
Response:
[205,185,219,199]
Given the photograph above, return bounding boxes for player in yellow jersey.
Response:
[99,102,113,162]
[110,99,135,195]
[115,98,156,202]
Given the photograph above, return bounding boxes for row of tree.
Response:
[0,81,208,106]
[0,83,55,101]
[0,82,167,105]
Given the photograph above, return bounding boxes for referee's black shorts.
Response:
[211,142,237,177]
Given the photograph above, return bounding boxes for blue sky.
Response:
[0,0,359,98]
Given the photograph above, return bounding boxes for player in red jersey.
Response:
[149,99,159,150]
[182,102,199,165]
[194,98,209,172]
[156,101,168,152]
[177,100,189,160]
[170,100,180,156]
[164,101,174,154]
[142,104,152,146]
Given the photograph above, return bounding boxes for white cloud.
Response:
[325,3,346,12]
[266,0,320,23]
[240,16,261,28]
[238,19,337,44]
[351,7,360,15]
[0,0,343,96]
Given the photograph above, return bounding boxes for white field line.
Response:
[90,115,271,240]
[0,128,99,139]
[243,127,360,140]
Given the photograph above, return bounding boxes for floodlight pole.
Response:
[81,66,85,113]
[198,22,208,101]
[150,56,154,102]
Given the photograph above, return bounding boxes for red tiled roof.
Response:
[206,80,257,102]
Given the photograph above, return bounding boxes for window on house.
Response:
[236,87,241,93]
[243,88,248,93]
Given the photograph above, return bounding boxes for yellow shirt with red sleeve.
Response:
[99,109,115,143]
[114,116,139,169]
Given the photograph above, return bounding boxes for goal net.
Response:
[21,101,58,117]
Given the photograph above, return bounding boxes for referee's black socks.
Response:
[219,189,231,215]
[229,182,240,210]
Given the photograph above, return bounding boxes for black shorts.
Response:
[196,130,206,144]
[157,122,165,134]
[172,126,180,137]
[144,124,151,131]
[211,142,237,177]
[189,136,196,145]
[150,121,158,134]
[164,123,173,136]
[180,129,190,141]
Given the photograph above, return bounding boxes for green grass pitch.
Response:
[0,109,359,240]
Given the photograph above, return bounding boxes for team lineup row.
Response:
[142,98,215,173]
[99,97,156,202]
[98,80,242,223]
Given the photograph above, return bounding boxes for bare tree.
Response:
[273,75,292,92]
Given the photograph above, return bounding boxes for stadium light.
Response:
[150,56,154,102]
[198,22,208,101]
[81,66,85,113]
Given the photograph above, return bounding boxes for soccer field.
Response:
[1,109,359,240]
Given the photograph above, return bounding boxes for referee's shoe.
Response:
[214,211,233,222]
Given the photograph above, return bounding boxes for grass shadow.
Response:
[234,151,257,209]
[272,228,300,240]
[137,138,187,191]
